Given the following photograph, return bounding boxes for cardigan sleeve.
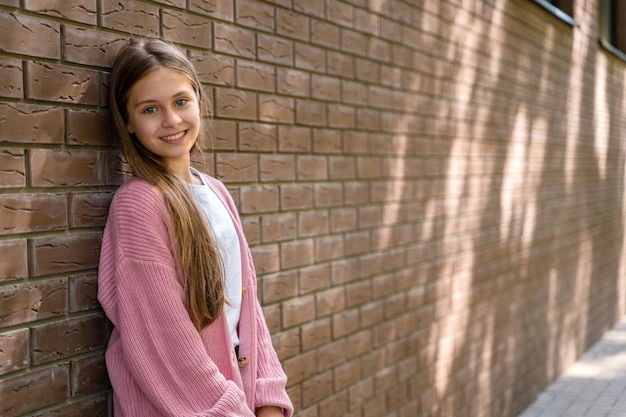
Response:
[252,288,294,417]
[98,181,255,417]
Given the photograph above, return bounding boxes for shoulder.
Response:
[108,178,169,226]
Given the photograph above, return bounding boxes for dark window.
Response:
[548,0,574,16]
[600,0,626,59]
[532,0,577,26]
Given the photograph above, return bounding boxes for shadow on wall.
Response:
[380,2,625,416]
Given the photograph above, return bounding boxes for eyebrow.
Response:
[132,90,193,109]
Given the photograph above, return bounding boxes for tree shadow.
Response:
[384,2,626,416]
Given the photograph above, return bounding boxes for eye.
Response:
[175,98,188,107]
[143,106,157,114]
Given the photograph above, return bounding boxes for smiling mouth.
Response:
[161,131,186,141]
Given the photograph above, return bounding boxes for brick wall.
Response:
[1,0,626,416]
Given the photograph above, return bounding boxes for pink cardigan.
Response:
[98,175,293,417]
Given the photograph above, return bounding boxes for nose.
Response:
[162,107,182,127]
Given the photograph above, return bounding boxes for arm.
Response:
[99,183,255,417]
[252,292,293,417]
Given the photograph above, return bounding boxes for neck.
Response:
[165,157,198,184]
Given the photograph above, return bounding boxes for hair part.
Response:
[109,38,224,330]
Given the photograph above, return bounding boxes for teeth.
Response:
[162,131,185,141]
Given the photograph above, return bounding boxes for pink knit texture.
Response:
[98,175,293,417]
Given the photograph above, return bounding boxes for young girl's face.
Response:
[125,66,201,175]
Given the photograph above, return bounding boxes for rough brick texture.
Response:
[1,1,626,416]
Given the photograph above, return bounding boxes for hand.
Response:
[255,406,284,417]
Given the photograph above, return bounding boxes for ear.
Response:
[126,123,135,134]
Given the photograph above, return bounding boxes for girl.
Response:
[98,38,293,417]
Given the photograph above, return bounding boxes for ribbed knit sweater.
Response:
[97,174,293,417]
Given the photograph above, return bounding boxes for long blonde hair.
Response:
[109,38,223,330]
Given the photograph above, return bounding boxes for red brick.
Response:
[278,126,312,152]
[25,62,100,105]
[349,378,374,411]
[215,153,259,183]
[347,330,373,357]
[0,193,67,234]
[314,235,344,262]
[237,60,275,92]
[299,264,330,294]
[298,210,329,237]
[327,50,354,78]
[261,212,297,243]
[261,270,298,304]
[319,389,348,417]
[250,244,279,274]
[259,94,295,123]
[293,0,324,17]
[0,329,29,375]
[282,294,315,328]
[34,394,108,417]
[281,239,314,269]
[29,149,103,187]
[302,370,333,407]
[190,51,236,86]
[0,279,67,326]
[314,183,343,207]
[311,20,339,49]
[260,154,296,182]
[214,22,256,58]
[332,308,359,338]
[189,0,234,21]
[258,34,294,66]
[0,239,27,280]
[69,273,99,313]
[318,338,346,371]
[63,26,123,67]
[0,103,63,144]
[0,57,23,98]
[66,109,110,146]
[239,184,279,213]
[24,0,97,25]
[301,318,331,351]
[71,354,108,395]
[280,183,313,211]
[0,11,60,59]
[31,315,105,365]
[162,9,212,48]
[277,9,310,42]
[311,74,341,101]
[295,42,326,72]
[328,156,356,177]
[261,303,281,333]
[298,155,328,181]
[341,28,368,56]
[30,232,101,276]
[0,365,69,416]
[295,98,326,126]
[239,123,277,151]
[214,87,257,120]
[330,207,357,232]
[271,326,300,361]
[334,357,362,392]
[99,0,159,36]
[69,192,113,228]
[316,287,345,317]
[284,349,317,385]
[236,0,274,31]
[240,215,260,245]
[313,129,342,153]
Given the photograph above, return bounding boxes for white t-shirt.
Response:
[189,169,242,348]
